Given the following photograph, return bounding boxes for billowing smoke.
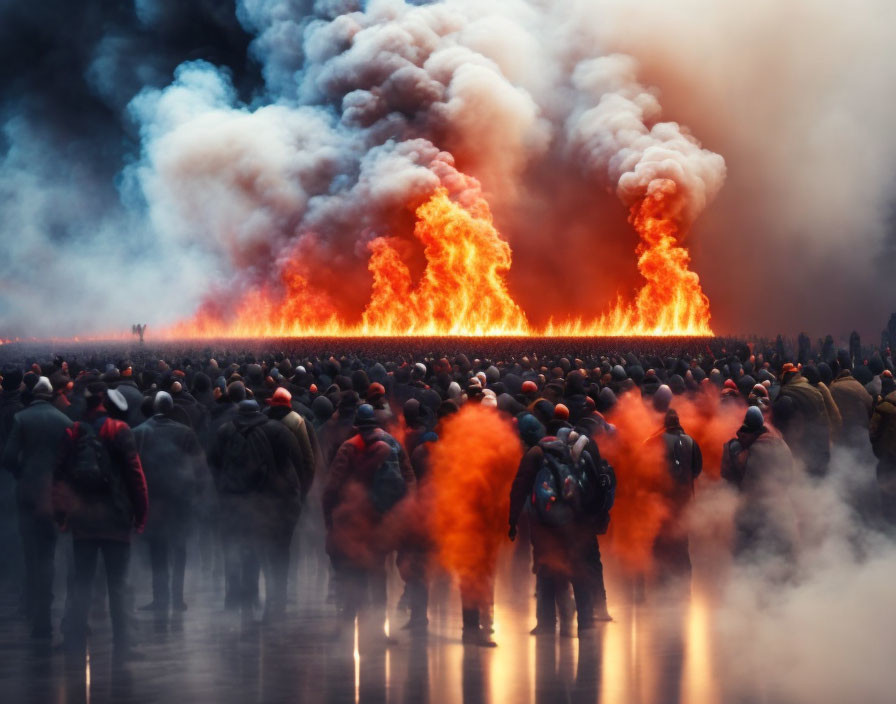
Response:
[1,0,895,338]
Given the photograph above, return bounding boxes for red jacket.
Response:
[54,407,148,541]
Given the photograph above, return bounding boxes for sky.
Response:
[1,0,894,341]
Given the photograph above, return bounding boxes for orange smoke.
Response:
[163,176,714,338]
[602,387,746,574]
[426,403,522,608]
[675,387,746,481]
[602,393,670,574]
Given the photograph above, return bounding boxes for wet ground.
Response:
[0,530,749,704]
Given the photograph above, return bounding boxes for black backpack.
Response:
[577,449,616,534]
[666,432,697,484]
[67,418,114,493]
[369,434,407,514]
[218,423,272,494]
[531,438,581,528]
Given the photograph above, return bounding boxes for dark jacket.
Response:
[111,379,146,428]
[1,399,73,517]
[870,391,896,465]
[322,428,415,566]
[322,428,416,526]
[209,409,309,521]
[53,408,149,542]
[133,415,207,531]
[721,425,798,565]
[265,406,315,495]
[0,389,24,453]
[772,374,831,474]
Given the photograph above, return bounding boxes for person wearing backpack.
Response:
[651,408,702,583]
[52,380,148,659]
[509,414,615,636]
[322,404,415,636]
[209,399,310,621]
[1,376,73,639]
[133,391,207,614]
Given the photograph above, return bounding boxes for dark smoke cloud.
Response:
[0,0,893,340]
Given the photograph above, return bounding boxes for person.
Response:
[133,391,207,614]
[829,355,873,448]
[322,404,415,640]
[264,387,314,485]
[651,408,702,583]
[53,381,148,659]
[209,399,310,621]
[870,388,896,528]
[772,363,832,477]
[509,414,614,637]
[509,413,573,636]
[721,406,799,579]
[1,376,73,638]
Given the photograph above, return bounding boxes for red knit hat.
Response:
[269,387,292,407]
[521,380,538,393]
[554,403,570,420]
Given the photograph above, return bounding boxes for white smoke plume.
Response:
[0,0,894,338]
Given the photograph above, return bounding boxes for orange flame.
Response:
[163,177,713,338]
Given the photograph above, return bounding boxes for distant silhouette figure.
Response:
[132,324,147,343]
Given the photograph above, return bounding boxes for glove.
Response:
[508,525,517,542]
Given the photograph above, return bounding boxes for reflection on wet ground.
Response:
[0,540,748,704]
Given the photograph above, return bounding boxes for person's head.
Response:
[85,380,108,409]
[238,399,260,415]
[354,403,380,438]
[744,405,764,432]
[154,391,174,415]
[653,384,673,413]
[268,386,292,408]
[518,412,546,447]
[663,408,680,431]
[1,367,23,392]
[30,375,52,399]
[227,381,247,403]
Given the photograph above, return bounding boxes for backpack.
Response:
[217,423,272,494]
[67,418,114,493]
[369,433,407,514]
[530,438,581,528]
[577,448,616,534]
[666,432,696,484]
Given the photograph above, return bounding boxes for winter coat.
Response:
[111,379,146,428]
[772,374,831,474]
[655,424,703,516]
[133,415,207,533]
[265,406,315,494]
[830,371,873,441]
[53,408,149,542]
[870,391,896,464]
[816,382,842,441]
[721,425,799,563]
[209,409,310,526]
[0,389,24,453]
[1,399,73,517]
[322,428,415,565]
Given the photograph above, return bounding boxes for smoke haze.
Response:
[1,0,894,339]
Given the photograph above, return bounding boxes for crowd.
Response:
[0,334,894,657]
